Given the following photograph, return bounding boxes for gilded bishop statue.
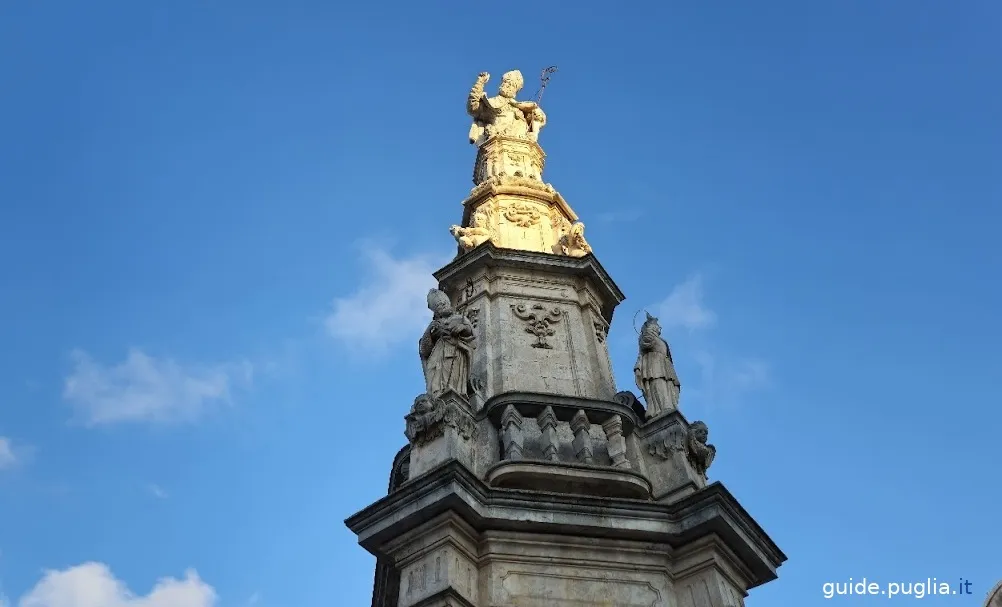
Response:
[346,68,786,607]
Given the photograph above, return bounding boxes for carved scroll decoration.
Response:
[511,303,563,349]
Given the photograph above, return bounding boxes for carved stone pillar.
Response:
[603,414,630,469]
[570,409,593,464]
[500,404,524,460]
[537,406,559,462]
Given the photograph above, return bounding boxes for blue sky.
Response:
[1,1,999,605]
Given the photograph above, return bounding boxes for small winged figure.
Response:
[686,421,716,479]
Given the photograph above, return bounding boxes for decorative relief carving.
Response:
[511,303,563,349]
[404,394,476,447]
[614,390,646,419]
[466,307,480,329]
[558,221,593,257]
[686,421,716,479]
[646,421,716,479]
[451,207,495,253]
[594,319,609,343]
[502,201,542,227]
[406,563,428,597]
[647,423,686,461]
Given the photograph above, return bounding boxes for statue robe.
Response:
[634,332,681,417]
[419,313,475,398]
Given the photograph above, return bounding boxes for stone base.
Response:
[348,461,786,607]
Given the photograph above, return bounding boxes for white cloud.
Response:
[689,351,770,407]
[0,437,32,470]
[147,484,168,499]
[16,562,216,607]
[325,245,449,353]
[0,438,16,470]
[63,349,252,426]
[644,275,769,409]
[654,274,716,332]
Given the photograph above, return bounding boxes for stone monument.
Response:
[346,69,786,607]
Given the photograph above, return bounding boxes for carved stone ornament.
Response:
[557,222,593,257]
[686,421,716,478]
[647,423,687,460]
[404,393,476,447]
[502,201,542,227]
[451,207,495,253]
[594,319,609,343]
[511,303,562,349]
[466,307,480,328]
[614,390,647,419]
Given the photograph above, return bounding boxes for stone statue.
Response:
[686,421,716,478]
[404,393,476,447]
[467,71,547,147]
[419,289,476,398]
[450,208,492,252]
[633,312,681,418]
[559,222,592,257]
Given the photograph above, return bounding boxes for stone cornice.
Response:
[344,459,787,589]
[434,243,625,322]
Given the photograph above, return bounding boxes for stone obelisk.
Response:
[346,69,786,607]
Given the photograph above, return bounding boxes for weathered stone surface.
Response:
[355,68,785,607]
[634,412,713,502]
[635,312,681,419]
[346,460,787,607]
[436,245,624,406]
[405,392,478,479]
[419,289,476,399]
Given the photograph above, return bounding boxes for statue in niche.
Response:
[558,222,592,257]
[450,208,492,252]
[634,312,681,418]
[686,421,716,478]
[419,289,476,398]
[467,71,547,146]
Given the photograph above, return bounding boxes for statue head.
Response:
[690,421,709,443]
[412,393,439,415]
[427,288,453,316]
[641,311,662,335]
[571,222,585,237]
[472,208,489,227]
[498,70,524,98]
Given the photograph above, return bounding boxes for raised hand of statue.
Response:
[428,319,444,339]
[477,72,490,83]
